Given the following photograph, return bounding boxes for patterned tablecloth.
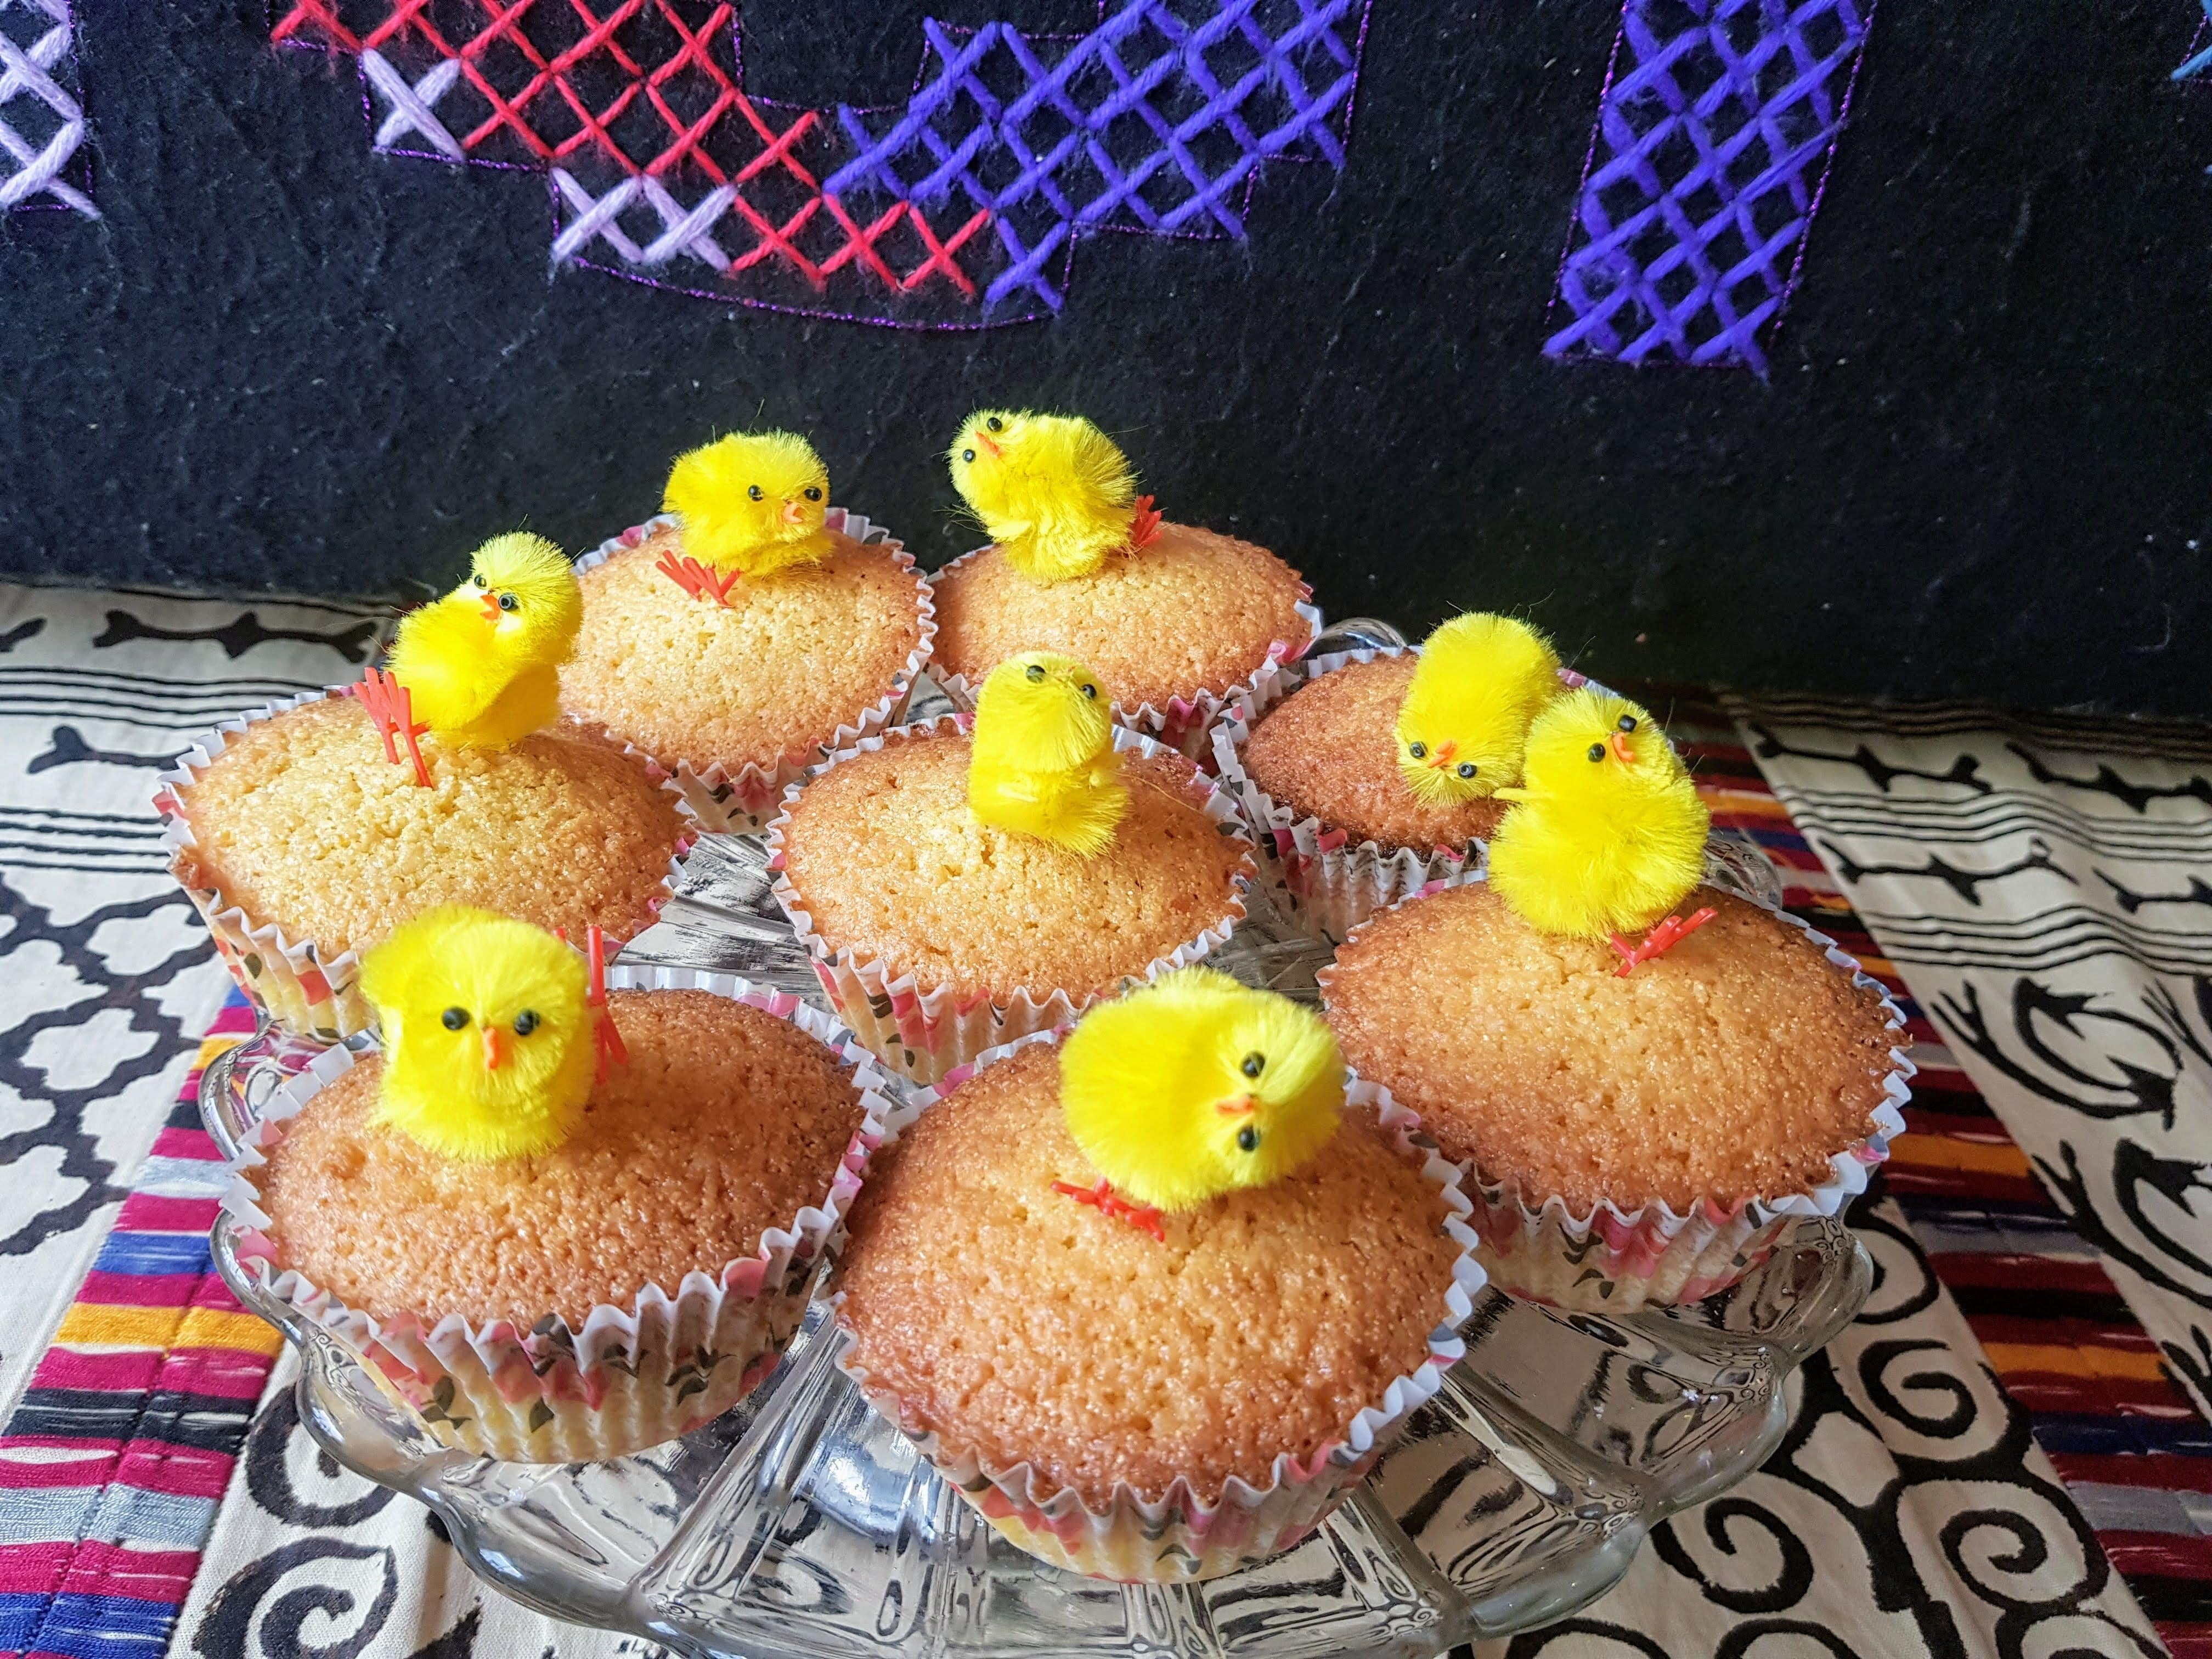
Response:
[0,583,2205,1659]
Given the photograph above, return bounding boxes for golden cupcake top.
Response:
[561,521,927,777]
[966,651,1126,855]
[932,519,1310,712]
[836,1038,1460,1508]
[1323,882,1898,1211]
[1240,655,1508,851]
[776,725,1248,1001]
[255,983,867,1327]
[661,430,834,591]
[172,695,683,960]
[946,410,1158,583]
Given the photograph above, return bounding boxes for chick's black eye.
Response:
[961,448,976,464]
[1457,761,1477,778]
[1236,1125,1260,1152]
[803,486,822,501]
[986,416,1003,432]
[1588,742,1607,762]
[1240,1052,1265,1079]
[498,591,518,611]
[441,1007,469,1030]
[1617,715,1638,733]
[513,1010,539,1036]
[747,484,763,501]
[1408,741,1426,760]
[1025,663,1046,682]
[471,574,487,588]
[1080,682,1097,699]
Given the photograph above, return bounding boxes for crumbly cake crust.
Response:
[562,528,927,776]
[174,695,682,960]
[257,989,865,1326]
[1323,883,1897,1210]
[777,728,1248,1001]
[1241,655,1506,851]
[836,1041,1459,1506]
[932,522,1311,711]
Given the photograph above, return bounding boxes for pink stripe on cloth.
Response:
[0,1540,202,1602]
[74,1272,205,1309]
[146,1126,223,1163]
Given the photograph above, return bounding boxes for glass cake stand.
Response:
[200,628,1871,1658]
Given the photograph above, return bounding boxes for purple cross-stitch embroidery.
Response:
[1543,0,1873,375]
[0,0,95,217]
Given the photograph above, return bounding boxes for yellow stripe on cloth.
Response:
[56,1304,284,1356]
[1979,1343,2169,1383]
[1886,1137,2035,1178]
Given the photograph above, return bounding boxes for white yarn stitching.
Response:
[548,167,736,272]
[362,49,465,160]
[0,0,95,217]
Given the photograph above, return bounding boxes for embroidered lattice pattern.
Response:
[269,0,1369,325]
[1,0,94,216]
[1544,0,1871,375]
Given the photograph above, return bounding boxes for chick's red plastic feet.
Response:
[585,926,630,1082]
[1051,1177,1166,1243]
[1610,906,1719,976]
[352,667,430,786]
[656,548,738,607]
[1127,493,1163,551]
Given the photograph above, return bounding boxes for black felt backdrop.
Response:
[3,1,2208,713]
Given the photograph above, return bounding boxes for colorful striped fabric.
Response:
[1664,690,2212,1659]
[0,1001,276,1659]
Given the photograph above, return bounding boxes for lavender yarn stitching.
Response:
[1543,0,1872,375]
[0,0,95,217]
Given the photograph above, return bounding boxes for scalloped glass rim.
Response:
[197,720,1874,1659]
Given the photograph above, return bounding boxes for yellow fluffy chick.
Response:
[967,650,1128,855]
[1486,689,1711,940]
[1058,967,1345,1215]
[1394,613,1564,805]
[358,907,596,1162]
[385,532,581,749]
[663,431,833,578]
[946,410,1142,582]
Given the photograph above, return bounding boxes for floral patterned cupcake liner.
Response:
[223,967,915,1463]
[157,689,701,1044]
[574,507,939,832]
[763,714,1257,1086]
[1212,647,1610,945]
[834,1027,1487,1581]
[925,542,1324,761]
[1319,880,1915,1312]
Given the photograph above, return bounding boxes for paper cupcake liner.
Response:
[1212,648,1612,945]
[1320,881,1915,1312]
[926,541,1324,761]
[156,690,701,1043]
[835,1027,1486,1581]
[763,714,1257,1086]
[223,968,914,1462]
[574,507,939,832]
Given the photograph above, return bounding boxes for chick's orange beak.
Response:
[479,590,503,623]
[1427,739,1459,770]
[974,431,1002,460]
[481,1025,506,1071]
[780,499,809,525]
[1215,1094,1257,1117]
[1610,731,1637,764]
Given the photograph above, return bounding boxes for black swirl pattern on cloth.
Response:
[1725,694,2212,1430]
